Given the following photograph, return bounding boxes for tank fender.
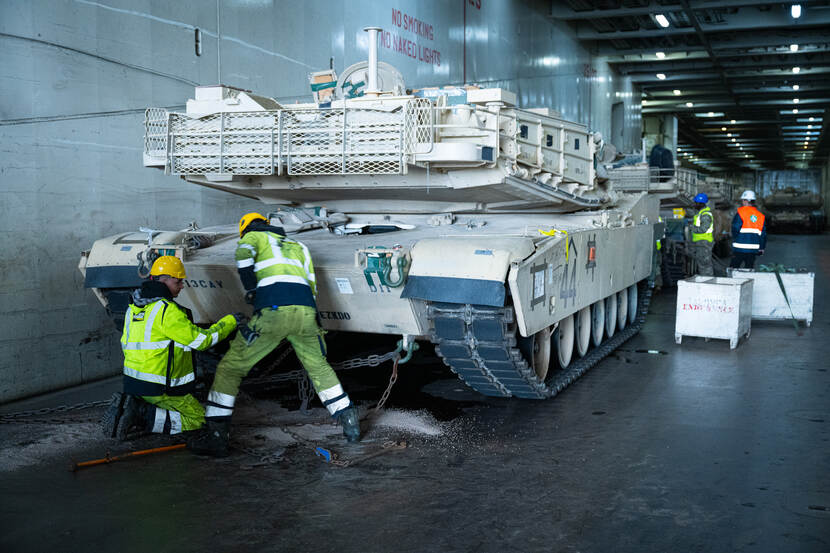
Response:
[400,237,534,307]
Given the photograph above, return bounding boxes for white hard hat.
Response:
[740,190,756,201]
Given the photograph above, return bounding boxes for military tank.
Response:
[80,28,659,399]
[761,187,825,233]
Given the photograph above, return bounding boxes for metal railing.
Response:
[144,100,436,177]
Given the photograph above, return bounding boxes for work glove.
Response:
[244,290,256,305]
[232,312,249,326]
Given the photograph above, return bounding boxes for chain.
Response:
[373,355,400,413]
[298,373,314,415]
[0,399,110,424]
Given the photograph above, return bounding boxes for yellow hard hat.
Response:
[150,256,186,279]
[239,212,267,237]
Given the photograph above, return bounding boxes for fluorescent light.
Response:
[656,73,666,80]
[732,138,736,142]
[708,111,714,116]
[793,67,800,74]
[731,119,736,124]
[790,44,799,52]
[673,89,681,95]
[793,98,799,104]
[791,4,802,19]
[655,14,670,28]
[809,117,814,121]
[686,102,693,107]
[721,126,727,131]
[808,124,812,128]
[728,133,732,137]
[793,108,799,114]
[793,84,800,90]
[656,51,666,59]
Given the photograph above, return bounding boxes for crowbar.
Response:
[70,443,186,471]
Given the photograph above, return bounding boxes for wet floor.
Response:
[1,234,829,553]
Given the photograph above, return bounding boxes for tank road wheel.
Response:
[617,288,629,331]
[627,284,638,325]
[555,314,575,369]
[519,326,552,380]
[591,300,605,347]
[575,306,591,358]
[605,294,618,338]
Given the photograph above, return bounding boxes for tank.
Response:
[80,28,659,399]
[761,187,825,233]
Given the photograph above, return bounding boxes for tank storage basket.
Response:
[675,276,753,349]
[727,269,814,327]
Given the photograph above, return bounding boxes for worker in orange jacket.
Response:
[730,190,767,269]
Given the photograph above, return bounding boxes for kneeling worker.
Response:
[103,256,239,440]
[189,213,360,457]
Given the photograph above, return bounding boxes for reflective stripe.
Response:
[238,243,257,254]
[739,228,762,235]
[174,343,192,352]
[152,408,166,433]
[254,257,303,271]
[258,274,310,288]
[325,396,352,416]
[299,242,315,283]
[169,411,182,435]
[208,390,236,408]
[124,305,132,343]
[187,334,207,349]
[210,332,219,346]
[733,242,760,250]
[123,366,195,386]
[318,384,345,402]
[144,302,164,342]
[206,405,233,418]
[122,340,172,351]
[236,258,254,268]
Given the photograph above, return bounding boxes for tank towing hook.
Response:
[395,334,419,364]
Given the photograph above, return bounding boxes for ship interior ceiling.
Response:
[552,0,830,172]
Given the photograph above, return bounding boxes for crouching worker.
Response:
[102,256,239,440]
[189,213,360,458]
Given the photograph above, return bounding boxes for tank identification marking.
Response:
[474,249,494,256]
[120,246,132,251]
[559,238,578,308]
[531,263,547,309]
[319,311,352,320]
[335,278,354,294]
[182,279,224,289]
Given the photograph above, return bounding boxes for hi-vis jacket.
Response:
[122,297,236,396]
[731,205,767,252]
[235,229,317,311]
[692,207,714,243]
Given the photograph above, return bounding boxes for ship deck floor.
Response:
[1,233,828,553]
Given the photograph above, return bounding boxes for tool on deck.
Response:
[70,443,186,471]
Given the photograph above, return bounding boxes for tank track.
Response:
[428,282,651,399]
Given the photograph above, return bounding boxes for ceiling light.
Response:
[809,117,814,121]
[732,138,736,142]
[790,44,799,52]
[708,111,715,116]
[731,120,736,124]
[721,126,727,131]
[656,73,667,80]
[793,67,800,74]
[808,124,813,128]
[791,4,802,19]
[686,102,693,107]
[728,133,732,137]
[656,51,666,59]
[655,14,670,28]
[793,98,800,103]
[673,89,681,96]
[793,108,799,114]
[793,84,800,91]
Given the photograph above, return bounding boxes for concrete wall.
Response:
[0,0,642,403]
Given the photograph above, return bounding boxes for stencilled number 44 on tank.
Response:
[79,26,664,400]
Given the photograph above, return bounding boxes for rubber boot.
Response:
[101,392,126,438]
[115,395,151,441]
[336,406,361,443]
[187,420,231,458]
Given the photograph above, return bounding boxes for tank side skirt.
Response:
[429,282,651,399]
